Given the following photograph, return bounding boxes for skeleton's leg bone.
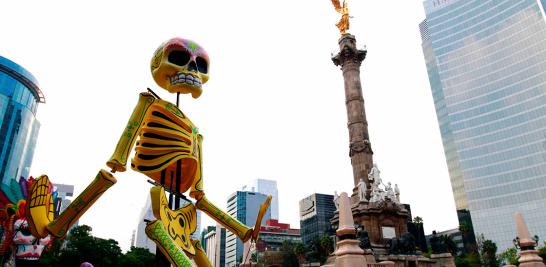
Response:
[195,195,254,242]
[191,239,212,267]
[26,175,54,238]
[145,220,197,267]
[107,92,155,172]
[46,169,117,238]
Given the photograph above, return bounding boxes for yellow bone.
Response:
[47,170,116,238]
[145,220,197,267]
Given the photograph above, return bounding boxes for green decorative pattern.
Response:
[146,220,194,267]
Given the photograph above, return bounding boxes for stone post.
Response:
[334,192,367,267]
[332,34,373,196]
[515,212,545,267]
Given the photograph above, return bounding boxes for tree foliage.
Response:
[480,239,499,267]
[499,247,518,266]
[538,242,546,264]
[306,235,334,264]
[38,225,154,267]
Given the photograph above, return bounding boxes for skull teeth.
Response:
[170,73,202,87]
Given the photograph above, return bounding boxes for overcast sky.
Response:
[0,0,458,251]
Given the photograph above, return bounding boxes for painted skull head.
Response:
[151,37,210,98]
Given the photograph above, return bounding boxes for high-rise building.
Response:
[420,0,546,250]
[225,191,271,267]
[299,193,336,245]
[204,224,226,267]
[0,55,44,201]
[241,178,279,220]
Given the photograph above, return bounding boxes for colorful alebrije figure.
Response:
[25,37,271,267]
[0,177,52,266]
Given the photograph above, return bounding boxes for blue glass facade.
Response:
[0,55,44,202]
[299,193,336,246]
[421,0,546,251]
[225,191,271,267]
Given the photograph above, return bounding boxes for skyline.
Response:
[0,0,458,251]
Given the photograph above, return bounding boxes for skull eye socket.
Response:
[168,50,190,66]
[196,57,208,73]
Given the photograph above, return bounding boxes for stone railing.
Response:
[367,261,395,267]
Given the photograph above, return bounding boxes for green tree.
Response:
[440,234,457,256]
[38,237,65,267]
[306,235,334,264]
[499,247,518,266]
[55,225,122,267]
[293,242,306,265]
[454,252,481,267]
[538,242,546,264]
[480,239,499,267]
[281,240,299,267]
[119,246,155,267]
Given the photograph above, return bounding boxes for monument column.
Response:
[332,34,373,190]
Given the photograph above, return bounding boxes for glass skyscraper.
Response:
[0,55,44,202]
[299,193,336,245]
[420,0,546,250]
[241,178,279,220]
[225,191,271,267]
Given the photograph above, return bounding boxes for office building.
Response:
[241,178,279,220]
[52,183,74,217]
[256,219,301,252]
[225,191,271,267]
[204,224,226,267]
[299,193,336,245]
[0,55,44,202]
[420,0,546,250]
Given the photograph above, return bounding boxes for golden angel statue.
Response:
[331,0,350,34]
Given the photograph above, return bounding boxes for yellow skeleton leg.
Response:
[145,220,197,267]
[107,92,156,172]
[26,170,117,238]
[191,239,212,267]
[195,194,272,242]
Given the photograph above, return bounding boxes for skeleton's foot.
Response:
[251,195,272,241]
[26,175,54,238]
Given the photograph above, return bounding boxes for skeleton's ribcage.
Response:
[131,103,200,194]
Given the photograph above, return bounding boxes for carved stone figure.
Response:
[334,191,340,210]
[368,163,381,186]
[395,184,400,203]
[357,178,367,202]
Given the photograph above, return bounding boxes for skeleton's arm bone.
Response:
[107,92,155,172]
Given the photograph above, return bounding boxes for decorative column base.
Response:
[335,239,367,267]
[519,250,545,267]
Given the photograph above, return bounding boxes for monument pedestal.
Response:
[430,253,455,267]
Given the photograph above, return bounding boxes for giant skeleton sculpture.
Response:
[23,37,271,267]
